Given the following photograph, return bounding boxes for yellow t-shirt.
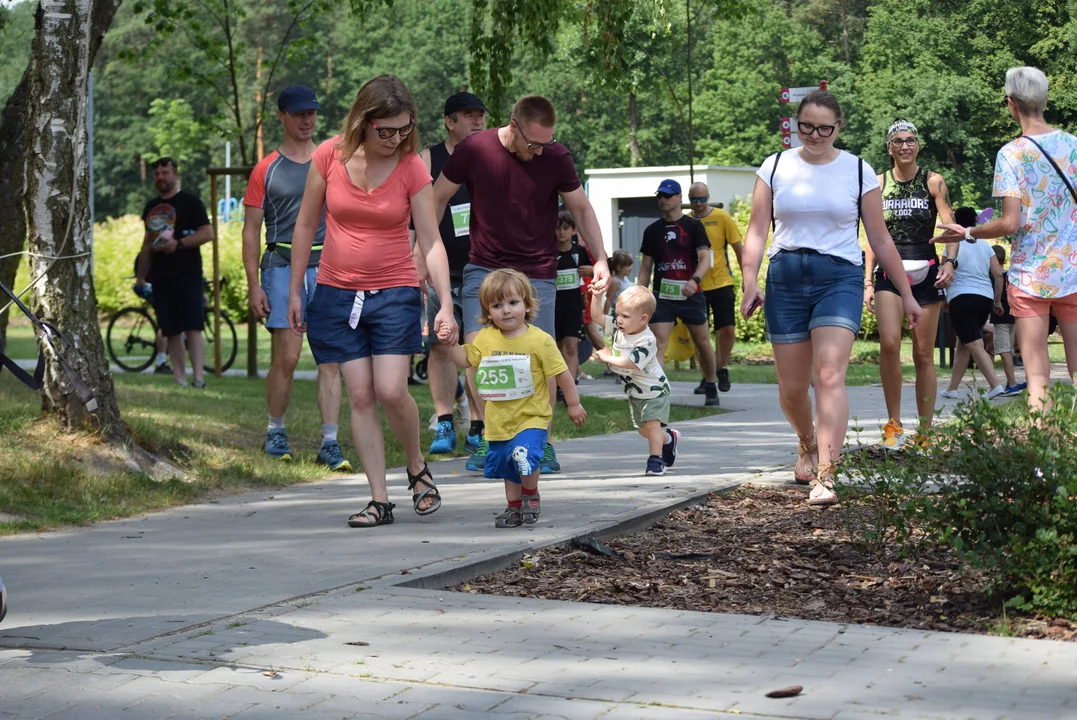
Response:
[697,208,743,291]
[464,325,568,442]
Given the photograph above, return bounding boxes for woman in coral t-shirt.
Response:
[288,74,456,528]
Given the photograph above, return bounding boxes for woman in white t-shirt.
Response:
[940,208,1006,400]
[740,90,922,505]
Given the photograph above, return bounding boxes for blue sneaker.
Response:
[662,428,680,468]
[465,430,483,454]
[539,443,560,474]
[429,419,457,454]
[645,455,667,476]
[316,441,352,471]
[264,430,293,461]
[465,437,488,471]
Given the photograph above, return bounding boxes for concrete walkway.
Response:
[1,374,1075,719]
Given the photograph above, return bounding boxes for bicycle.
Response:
[106,277,238,374]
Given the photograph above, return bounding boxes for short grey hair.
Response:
[1005,66,1049,116]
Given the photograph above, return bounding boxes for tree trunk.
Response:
[0,0,120,347]
[838,0,851,65]
[23,0,124,435]
[628,90,642,167]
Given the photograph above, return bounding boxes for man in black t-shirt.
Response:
[136,157,215,388]
[638,179,719,406]
[415,92,488,459]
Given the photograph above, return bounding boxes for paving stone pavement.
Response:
[2,375,1076,719]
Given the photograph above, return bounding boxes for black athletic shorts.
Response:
[703,286,736,329]
[651,292,708,326]
[554,293,583,341]
[874,262,946,306]
[948,294,993,344]
[152,276,205,338]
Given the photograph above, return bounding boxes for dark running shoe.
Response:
[662,428,680,467]
[693,378,707,395]
[645,455,667,476]
[717,368,731,393]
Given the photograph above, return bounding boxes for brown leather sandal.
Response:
[795,431,818,485]
[807,461,839,506]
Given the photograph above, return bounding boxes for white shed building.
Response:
[584,164,758,259]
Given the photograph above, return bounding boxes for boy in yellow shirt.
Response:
[446,269,586,527]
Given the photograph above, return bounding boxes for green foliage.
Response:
[0,0,33,106]
[845,387,1077,618]
[92,214,249,319]
[147,98,210,166]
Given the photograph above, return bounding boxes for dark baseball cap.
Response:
[655,179,682,196]
[278,85,320,113]
[444,92,489,116]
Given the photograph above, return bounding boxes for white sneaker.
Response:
[985,384,1006,399]
[939,389,959,399]
[454,399,471,430]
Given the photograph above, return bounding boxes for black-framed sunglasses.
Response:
[797,121,836,138]
[370,118,415,139]
[513,120,557,151]
[889,137,919,148]
[1002,95,1011,107]
[688,196,708,203]
[656,192,675,200]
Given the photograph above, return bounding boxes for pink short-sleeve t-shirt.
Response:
[312,136,432,290]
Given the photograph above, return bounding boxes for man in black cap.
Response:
[241,85,350,471]
[416,92,489,461]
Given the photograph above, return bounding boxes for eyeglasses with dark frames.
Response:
[1002,95,1011,107]
[513,120,557,151]
[656,192,675,200]
[369,118,415,140]
[889,137,919,148]
[797,121,836,138]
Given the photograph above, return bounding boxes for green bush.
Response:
[92,214,249,319]
[844,386,1077,618]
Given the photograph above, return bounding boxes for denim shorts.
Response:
[462,264,556,338]
[306,284,423,364]
[262,265,317,330]
[764,249,864,344]
[485,428,548,484]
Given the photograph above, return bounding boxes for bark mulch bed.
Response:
[453,485,1076,642]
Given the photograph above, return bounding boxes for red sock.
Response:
[508,500,523,508]
[521,487,538,496]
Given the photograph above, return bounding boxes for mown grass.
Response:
[0,371,725,535]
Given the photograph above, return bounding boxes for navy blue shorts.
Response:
[306,284,423,364]
[484,428,547,484]
[764,249,864,344]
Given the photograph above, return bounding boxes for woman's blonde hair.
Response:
[337,75,419,163]
[478,269,540,326]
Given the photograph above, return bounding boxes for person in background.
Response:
[553,210,592,391]
[990,244,1024,396]
[863,119,958,451]
[688,182,744,394]
[939,207,1006,400]
[740,90,921,505]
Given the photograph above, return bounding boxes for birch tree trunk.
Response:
[23,0,124,435]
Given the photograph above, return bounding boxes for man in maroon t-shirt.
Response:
[434,95,609,474]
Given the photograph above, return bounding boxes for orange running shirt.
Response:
[312,136,432,290]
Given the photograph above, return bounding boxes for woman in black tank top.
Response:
[863,119,958,448]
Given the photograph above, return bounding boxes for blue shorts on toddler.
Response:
[484,429,548,483]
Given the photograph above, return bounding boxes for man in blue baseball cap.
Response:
[637,178,720,406]
[241,84,351,471]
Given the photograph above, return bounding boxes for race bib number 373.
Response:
[475,354,535,401]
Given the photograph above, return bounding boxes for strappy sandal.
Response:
[494,506,523,528]
[520,494,540,524]
[347,500,396,528]
[407,463,442,516]
[795,431,818,485]
[807,461,839,506]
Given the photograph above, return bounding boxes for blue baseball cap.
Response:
[655,179,681,196]
[278,85,320,113]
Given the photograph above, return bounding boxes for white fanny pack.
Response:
[900,259,935,285]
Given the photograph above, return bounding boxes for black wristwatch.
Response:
[942,257,957,269]
[691,275,702,284]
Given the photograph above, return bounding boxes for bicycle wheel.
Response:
[106,307,158,372]
[203,309,238,374]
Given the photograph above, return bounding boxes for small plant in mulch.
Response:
[843,384,1077,626]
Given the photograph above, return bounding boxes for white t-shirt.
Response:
[945,239,995,302]
[601,316,669,400]
[757,149,880,265]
